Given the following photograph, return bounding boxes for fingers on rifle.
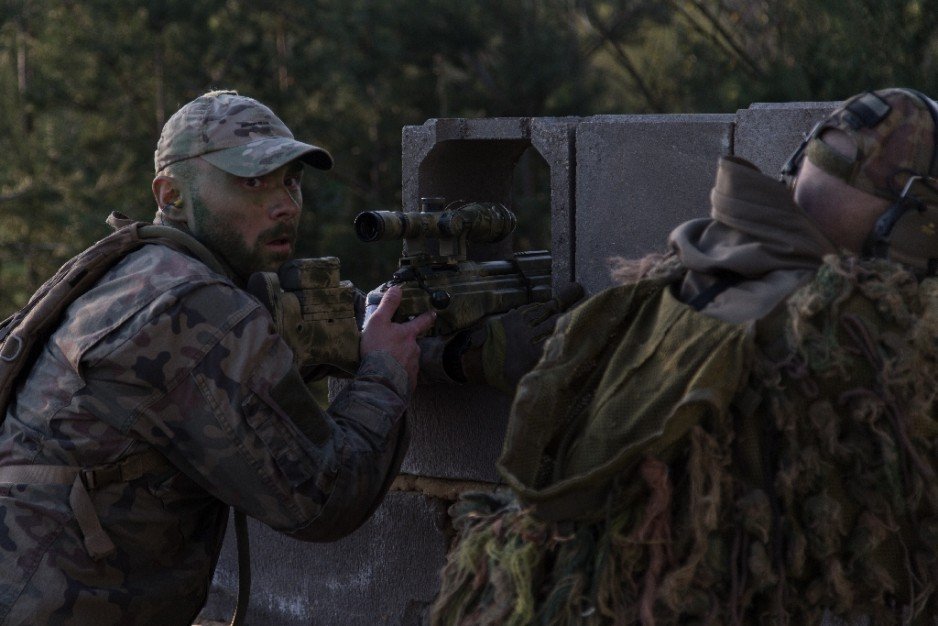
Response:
[406,310,437,337]
[369,285,401,324]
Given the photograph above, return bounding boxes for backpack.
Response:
[0,213,252,625]
[0,212,227,416]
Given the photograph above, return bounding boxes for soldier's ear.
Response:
[152,175,188,225]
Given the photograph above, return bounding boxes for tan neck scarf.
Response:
[669,156,839,323]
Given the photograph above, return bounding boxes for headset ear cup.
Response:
[904,88,938,178]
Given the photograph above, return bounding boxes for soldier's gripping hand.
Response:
[361,285,436,391]
[435,282,584,393]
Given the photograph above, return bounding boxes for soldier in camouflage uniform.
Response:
[433,88,938,624]
[0,91,435,624]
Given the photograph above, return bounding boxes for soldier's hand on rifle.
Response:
[441,282,584,393]
[361,285,436,391]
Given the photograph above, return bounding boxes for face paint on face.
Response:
[191,194,299,281]
[186,159,305,283]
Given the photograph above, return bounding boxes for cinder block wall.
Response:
[199,101,835,625]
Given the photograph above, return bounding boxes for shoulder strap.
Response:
[0,213,230,419]
[0,447,171,561]
[138,223,231,277]
[106,211,232,277]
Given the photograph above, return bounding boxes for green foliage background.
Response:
[1,0,936,316]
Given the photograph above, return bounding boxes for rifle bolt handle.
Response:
[429,289,451,310]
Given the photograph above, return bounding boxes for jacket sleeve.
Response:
[90,281,411,541]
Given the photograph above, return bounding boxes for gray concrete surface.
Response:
[401,382,512,482]
[199,492,449,625]
[204,100,854,624]
[733,101,837,174]
[395,117,580,482]
[574,114,734,294]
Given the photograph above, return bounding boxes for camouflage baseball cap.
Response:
[791,88,938,203]
[154,90,333,176]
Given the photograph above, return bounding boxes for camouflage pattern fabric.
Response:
[431,160,938,624]
[246,257,363,379]
[0,242,411,625]
[801,88,938,203]
[432,256,938,624]
[154,90,333,176]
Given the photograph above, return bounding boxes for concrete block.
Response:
[733,101,838,175]
[401,118,532,223]
[401,117,578,271]
[329,376,511,485]
[401,383,512,483]
[199,492,450,626]
[574,114,734,294]
[531,118,579,284]
[396,117,579,482]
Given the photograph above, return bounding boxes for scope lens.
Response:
[354,213,384,242]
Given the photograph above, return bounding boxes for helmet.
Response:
[781,88,938,274]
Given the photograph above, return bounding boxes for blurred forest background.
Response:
[1,0,936,316]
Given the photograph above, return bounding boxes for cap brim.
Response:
[201,137,333,177]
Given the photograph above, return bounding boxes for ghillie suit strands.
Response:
[430,254,938,625]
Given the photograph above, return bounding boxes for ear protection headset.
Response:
[781,88,938,274]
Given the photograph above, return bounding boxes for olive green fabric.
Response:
[431,256,938,625]
[432,156,938,624]
[498,275,753,521]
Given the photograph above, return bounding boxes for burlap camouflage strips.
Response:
[0,242,410,624]
[432,255,938,624]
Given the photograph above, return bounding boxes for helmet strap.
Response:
[780,121,823,184]
[863,176,926,259]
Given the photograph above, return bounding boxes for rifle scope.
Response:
[354,202,517,243]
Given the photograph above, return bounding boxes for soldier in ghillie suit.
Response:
[0,91,439,624]
[431,88,938,624]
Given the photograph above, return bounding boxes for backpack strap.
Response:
[0,214,248,616]
[0,213,232,416]
[105,211,232,278]
[138,224,230,277]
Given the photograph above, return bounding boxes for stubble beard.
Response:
[191,196,297,282]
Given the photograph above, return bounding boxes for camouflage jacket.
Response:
[0,241,411,625]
